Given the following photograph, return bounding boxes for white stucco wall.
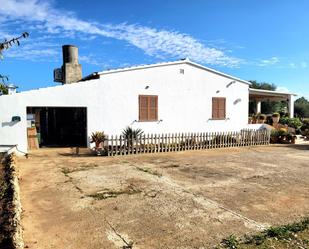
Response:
[0,62,249,152]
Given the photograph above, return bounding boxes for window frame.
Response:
[212,97,226,120]
[138,95,158,122]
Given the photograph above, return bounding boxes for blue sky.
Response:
[0,0,308,98]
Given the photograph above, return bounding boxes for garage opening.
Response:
[27,107,87,148]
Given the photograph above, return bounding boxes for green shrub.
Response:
[270,128,296,143]
[279,117,302,130]
[301,120,309,132]
[122,126,144,139]
[221,234,239,249]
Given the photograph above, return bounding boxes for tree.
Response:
[0,75,9,94]
[249,80,276,91]
[0,32,29,94]
[248,80,285,114]
[294,97,309,118]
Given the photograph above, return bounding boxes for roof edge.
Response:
[249,88,297,96]
[87,59,251,85]
[184,60,251,85]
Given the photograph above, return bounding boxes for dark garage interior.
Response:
[27,107,87,147]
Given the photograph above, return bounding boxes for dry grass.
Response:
[220,217,309,249]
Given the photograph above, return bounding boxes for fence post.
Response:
[179,133,182,151]
[192,132,195,150]
[171,133,174,151]
[147,134,149,154]
[115,135,118,155]
[137,134,141,154]
[110,135,114,156]
[197,132,200,150]
[209,132,213,149]
[152,134,155,153]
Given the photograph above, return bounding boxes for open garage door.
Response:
[27,107,87,147]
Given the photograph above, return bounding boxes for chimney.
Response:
[54,45,82,84]
[7,84,18,95]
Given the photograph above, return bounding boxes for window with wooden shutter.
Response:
[139,95,158,121]
[212,97,226,120]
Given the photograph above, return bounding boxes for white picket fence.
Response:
[103,129,270,157]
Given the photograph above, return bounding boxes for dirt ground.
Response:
[17,144,309,249]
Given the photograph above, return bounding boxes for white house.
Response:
[0,46,296,153]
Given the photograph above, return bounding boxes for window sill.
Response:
[138,120,159,122]
[208,118,230,121]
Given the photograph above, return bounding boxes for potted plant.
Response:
[272,113,280,126]
[285,132,296,144]
[258,114,266,124]
[90,131,106,150]
[251,114,257,124]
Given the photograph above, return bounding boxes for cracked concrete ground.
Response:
[18,144,309,249]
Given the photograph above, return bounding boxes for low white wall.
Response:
[247,123,273,131]
[0,63,249,152]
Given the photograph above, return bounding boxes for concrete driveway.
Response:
[17,144,309,249]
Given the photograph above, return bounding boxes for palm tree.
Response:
[90,131,106,149]
[122,126,144,146]
[0,83,8,95]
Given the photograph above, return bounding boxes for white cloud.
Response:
[3,46,59,61]
[79,55,108,67]
[258,57,280,67]
[288,61,307,69]
[0,0,242,67]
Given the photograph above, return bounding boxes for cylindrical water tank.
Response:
[62,45,79,64]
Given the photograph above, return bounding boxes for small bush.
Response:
[270,128,295,143]
[122,127,144,138]
[122,127,144,146]
[221,235,239,249]
[279,117,302,130]
[301,120,309,132]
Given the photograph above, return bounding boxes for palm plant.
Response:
[90,131,106,148]
[122,126,144,146]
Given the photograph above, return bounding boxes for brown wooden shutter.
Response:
[139,95,148,121]
[139,95,158,121]
[218,98,226,119]
[149,96,158,121]
[212,97,226,119]
[212,98,218,119]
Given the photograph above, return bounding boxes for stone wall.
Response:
[0,154,23,249]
